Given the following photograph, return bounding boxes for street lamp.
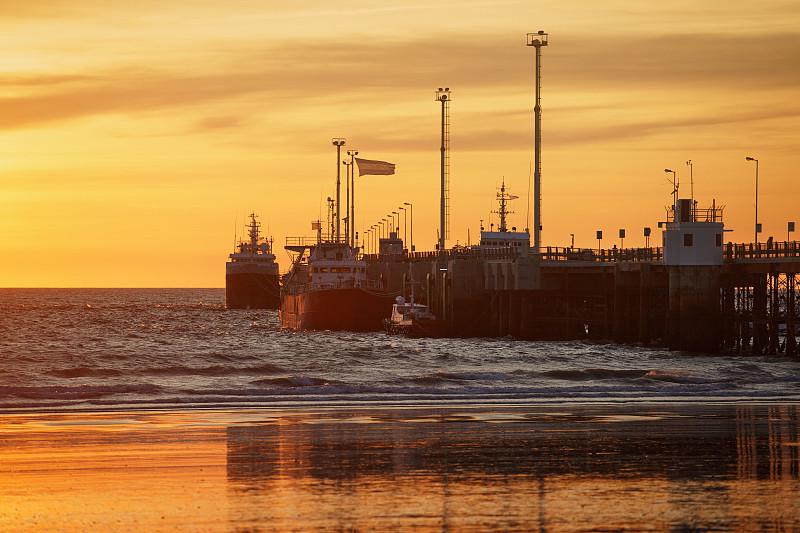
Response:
[342,160,352,243]
[404,202,413,254]
[664,168,678,215]
[686,159,693,220]
[746,156,759,243]
[347,149,359,247]
[391,211,399,236]
[398,206,407,251]
[331,138,346,242]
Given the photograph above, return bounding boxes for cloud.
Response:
[193,115,250,132]
[0,30,797,137]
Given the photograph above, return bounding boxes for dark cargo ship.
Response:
[225,213,280,309]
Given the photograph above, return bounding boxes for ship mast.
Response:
[492,180,517,233]
[247,212,260,246]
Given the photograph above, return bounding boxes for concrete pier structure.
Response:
[363,239,800,355]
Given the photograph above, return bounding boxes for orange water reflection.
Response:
[225,406,800,532]
[0,405,797,531]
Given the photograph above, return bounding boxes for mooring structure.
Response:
[363,199,800,355]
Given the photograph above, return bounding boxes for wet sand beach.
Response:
[1,404,799,532]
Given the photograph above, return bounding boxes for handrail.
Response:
[724,241,800,261]
[282,278,385,296]
[361,246,664,263]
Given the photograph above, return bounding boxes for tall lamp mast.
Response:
[527,31,548,255]
[435,88,451,253]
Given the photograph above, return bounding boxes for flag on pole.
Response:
[355,158,395,176]
[311,221,321,231]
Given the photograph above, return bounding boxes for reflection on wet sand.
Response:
[225,405,800,531]
[0,405,797,531]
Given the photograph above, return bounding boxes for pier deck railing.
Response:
[725,241,800,261]
[362,246,663,263]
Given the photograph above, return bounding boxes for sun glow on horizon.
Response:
[1,0,798,287]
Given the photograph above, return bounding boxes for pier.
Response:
[363,240,800,355]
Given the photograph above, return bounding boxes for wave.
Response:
[47,367,124,378]
[643,370,725,384]
[542,368,649,381]
[0,384,160,400]
[142,363,283,376]
[410,371,511,384]
[250,376,335,387]
[2,380,798,411]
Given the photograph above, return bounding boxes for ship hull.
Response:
[225,264,280,310]
[281,287,394,332]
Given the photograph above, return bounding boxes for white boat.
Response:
[382,296,447,337]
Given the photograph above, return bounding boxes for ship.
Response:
[382,296,447,337]
[475,180,531,254]
[281,228,394,331]
[225,213,280,309]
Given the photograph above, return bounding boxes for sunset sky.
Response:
[1,0,798,287]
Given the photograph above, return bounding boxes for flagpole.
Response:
[332,138,345,242]
[348,149,359,248]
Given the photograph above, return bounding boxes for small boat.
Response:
[383,296,447,337]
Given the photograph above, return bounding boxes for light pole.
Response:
[404,202,413,254]
[527,30,548,255]
[332,138,346,242]
[665,168,678,215]
[746,157,759,243]
[404,201,415,303]
[399,206,407,251]
[435,87,451,253]
[686,159,693,220]
[348,149,359,247]
[391,211,399,236]
[342,160,352,244]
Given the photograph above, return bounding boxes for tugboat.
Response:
[280,225,394,331]
[383,296,447,337]
[225,213,280,309]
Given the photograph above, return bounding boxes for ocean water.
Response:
[1,287,799,412]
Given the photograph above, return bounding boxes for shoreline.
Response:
[3,396,800,417]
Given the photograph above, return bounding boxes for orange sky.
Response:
[1,0,798,287]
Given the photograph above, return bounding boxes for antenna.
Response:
[435,87,451,253]
[492,179,519,233]
[233,212,238,252]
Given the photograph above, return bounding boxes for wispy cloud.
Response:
[1,30,797,148]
